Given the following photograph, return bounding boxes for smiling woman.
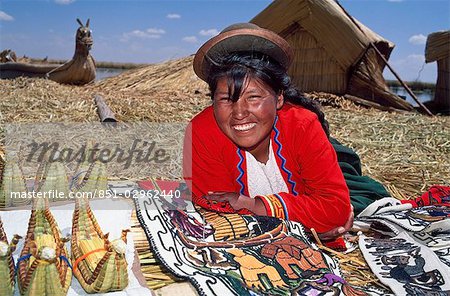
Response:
[183,23,353,244]
[213,77,282,163]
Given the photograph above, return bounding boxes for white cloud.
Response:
[389,54,425,68]
[384,53,436,82]
[128,30,151,38]
[146,28,166,35]
[199,29,219,37]
[120,28,165,42]
[0,11,14,21]
[183,36,198,43]
[406,54,425,63]
[54,0,75,4]
[409,34,427,45]
[167,13,181,19]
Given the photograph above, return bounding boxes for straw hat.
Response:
[193,23,293,82]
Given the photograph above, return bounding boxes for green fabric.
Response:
[330,138,390,215]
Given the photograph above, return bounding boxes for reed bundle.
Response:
[94,56,205,94]
[130,211,179,290]
[71,161,129,293]
[77,238,105,270]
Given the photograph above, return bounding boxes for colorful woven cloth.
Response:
[400,185,450,208]
[359,232,450,295]
[135,182,385,296]
[357,186,450,295]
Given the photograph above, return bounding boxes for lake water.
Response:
[96,67,126,81]
[95,68,434,106]
[389,86,434,107]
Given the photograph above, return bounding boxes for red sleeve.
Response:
[256,116,351,233]
[183,121,236,199]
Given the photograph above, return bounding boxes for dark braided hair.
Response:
[207,52,330,137]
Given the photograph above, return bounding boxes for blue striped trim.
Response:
[15,254,31,273]
[236,148,245,195]
[59,255,73,269]
[274,193,289,220]
[15,254,72,273]
[273,116,298,195]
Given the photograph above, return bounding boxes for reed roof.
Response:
[425,30,450,63]
[251,0,394,70]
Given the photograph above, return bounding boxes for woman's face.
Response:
[213,76,284,159]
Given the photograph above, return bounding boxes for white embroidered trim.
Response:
[245,140,289,198]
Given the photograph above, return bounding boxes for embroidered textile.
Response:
[135,182,384,296]
[357,186,450,295]
[359,232,450,295]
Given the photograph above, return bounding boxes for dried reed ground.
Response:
[1,56,448,199]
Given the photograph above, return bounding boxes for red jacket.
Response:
[183,103,351,233]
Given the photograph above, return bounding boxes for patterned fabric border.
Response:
[256,194,288,220]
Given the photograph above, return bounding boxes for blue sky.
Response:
[0,0,449,82]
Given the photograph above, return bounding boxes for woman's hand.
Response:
[317,205,354,241]
[205,191,267,215]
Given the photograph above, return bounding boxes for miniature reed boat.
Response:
[0,18,95,85]
[17,162,72,296]
[34,161,69,203]
[17,199,72,295]
[0,160,31,208]
[0,217,21,296]
[71,162,129,293]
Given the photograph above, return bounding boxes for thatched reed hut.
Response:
[425,30,450,111]
[251,0,413,111]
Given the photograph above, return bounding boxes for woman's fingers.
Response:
[317,206,354,241]
[343,209,354,231]
[317,228,342,241]
[339,205,354,234]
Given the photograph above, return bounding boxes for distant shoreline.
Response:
[19,57,436,91]
[95,61,149,69]
[385,80,435,91]
[24,58,149,69]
